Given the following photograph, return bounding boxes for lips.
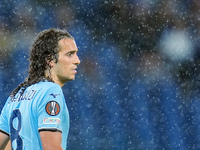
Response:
[73,70,77,74]
[72,67,77,74]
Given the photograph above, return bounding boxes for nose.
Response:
[75,54,80,65]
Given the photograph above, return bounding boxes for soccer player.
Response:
[0,28,80,150]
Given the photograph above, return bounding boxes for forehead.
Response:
[58,38,77,51]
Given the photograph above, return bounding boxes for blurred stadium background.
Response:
[1,0,200,149]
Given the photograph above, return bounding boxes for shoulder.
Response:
[38,81,60,88]
[36,81,62,91]
[38,81,63,96]
[29,81,63,98]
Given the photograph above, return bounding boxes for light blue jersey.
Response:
[0,81,69,150]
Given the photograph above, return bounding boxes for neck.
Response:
[44,70,64,87]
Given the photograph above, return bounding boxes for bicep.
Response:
[5,140,11,150]
[0,132,10,150]
[39,131,63,150]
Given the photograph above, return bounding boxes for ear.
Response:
[48,60,54,68]
[46,58,54,68]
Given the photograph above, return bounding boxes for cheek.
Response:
[59,60,70,71]
[56,57,71,70]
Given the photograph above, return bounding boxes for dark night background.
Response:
[1,0,200,149]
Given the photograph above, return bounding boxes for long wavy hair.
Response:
[10,28,74,98]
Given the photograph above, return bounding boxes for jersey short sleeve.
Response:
[37,84,67,133]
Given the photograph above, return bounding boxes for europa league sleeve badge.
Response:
[45,101,60,116]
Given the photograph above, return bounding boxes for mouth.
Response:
[72,67,77,74]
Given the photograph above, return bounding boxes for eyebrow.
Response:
[67,50,78,53]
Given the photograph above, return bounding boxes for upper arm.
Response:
[0,100,10,150]
[0,131,10,150]
[39,131,63,150]
[37,84,68,150]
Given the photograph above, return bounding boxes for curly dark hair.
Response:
[10,28,74,98]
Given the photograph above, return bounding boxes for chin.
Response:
[66,77,75,82]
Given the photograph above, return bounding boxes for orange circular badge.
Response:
[45,101,60,116]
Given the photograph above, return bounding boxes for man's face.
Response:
[50,38,80,86]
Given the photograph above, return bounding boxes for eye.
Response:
[67,52,72,57]
[67,51,76,57]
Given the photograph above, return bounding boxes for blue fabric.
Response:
[0,81,69,150]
